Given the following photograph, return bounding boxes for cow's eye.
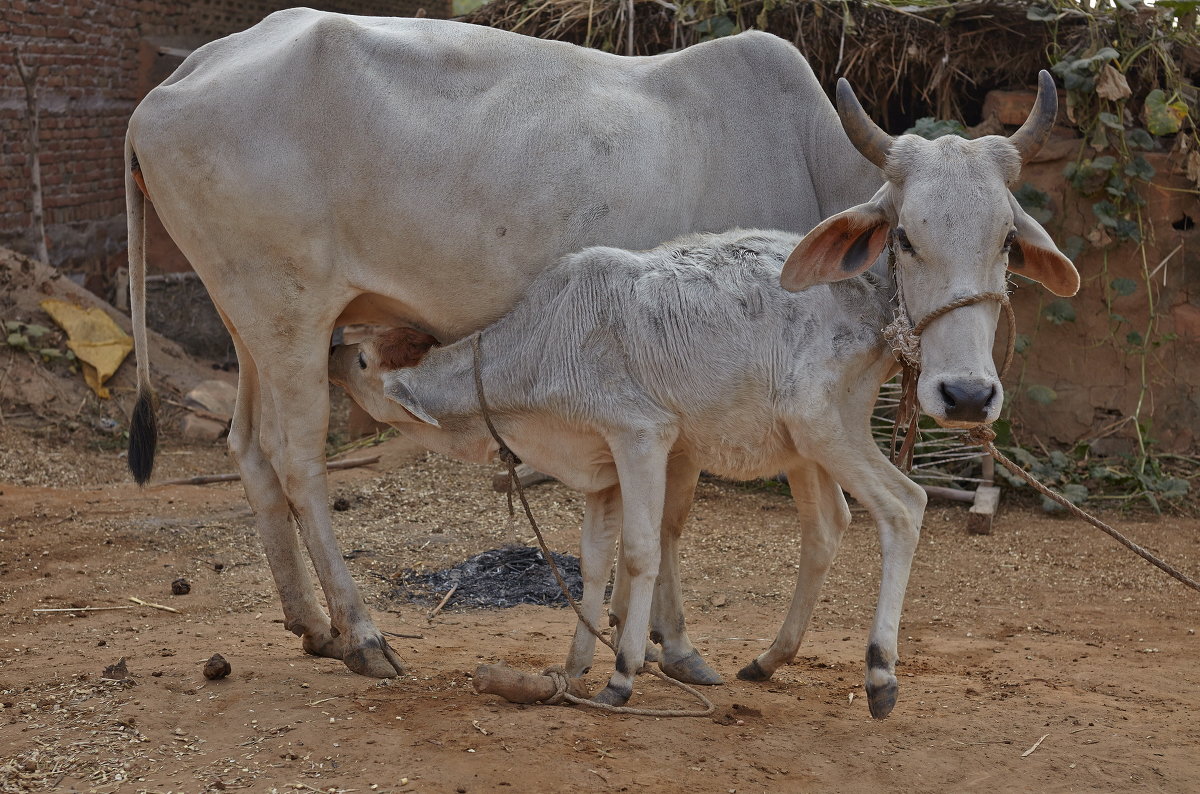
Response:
[895,228,914,254]
[357,351,367,370]
[1003,229,1017,252]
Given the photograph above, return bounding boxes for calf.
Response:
[332,222,1076,716]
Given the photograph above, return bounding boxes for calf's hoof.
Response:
[591,682,632,707]
[660,650,723,686]
[735,658,773,682]
[343,635,406,678]
[866,677,898,719]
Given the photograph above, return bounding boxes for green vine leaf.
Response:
[905,117,967,140]
[1126,128,1156,150]
[1043,299,1076,325]
[1144,89,1188,136]
[1014,333,1033,355]
[1124,155,1155,182]
[1155,477,1190,500]
[1098,111,1124,130]
[1013,182,1053,223]
[1092,201,1121,228]
[1110,277,1138,297]
[6,332,30,351]
[1126,331,1144,346]
[1028,385,1058,405]
[1061,236,1085,262]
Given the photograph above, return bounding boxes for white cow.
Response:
[124,11,884,678]
[331,157,1077,715]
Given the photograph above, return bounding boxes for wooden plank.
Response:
[967,485,1002,535]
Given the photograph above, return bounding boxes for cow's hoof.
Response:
[661,651,723,686]
[866,677,898,719]
[591,683,632,707]
[736,658,773,682]
[642,644,662,664]
[343,635,405,678]
[301,630,344,660]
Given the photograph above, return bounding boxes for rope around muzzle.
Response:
[471,334,715,717]
[882,286,1016,471]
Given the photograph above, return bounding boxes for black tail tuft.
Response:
[128,389,158,484]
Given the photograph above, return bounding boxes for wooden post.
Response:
[967,485,1001,535]
[12,48,48,266]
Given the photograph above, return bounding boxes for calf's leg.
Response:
[737,461,850,682]
[566,486,621,677]
[592,431,674,706]
[652,456,722,685]
[811,434,926,718]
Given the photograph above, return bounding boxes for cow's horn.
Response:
[1008,70,1057,164]
[835,78,893,170]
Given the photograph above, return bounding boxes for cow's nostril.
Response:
[939,382,957,409]
[940,381,995,422]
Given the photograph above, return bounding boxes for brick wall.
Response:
[1,0,444,280]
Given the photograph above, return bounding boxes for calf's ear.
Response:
[1007,193,1080,297]
[377,327,439,369]
[780,186,892,292]
[383,372,440,427]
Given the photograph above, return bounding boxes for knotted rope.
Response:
[881,245,1199,593]
[881,241,1016,470]
[471,334,715,717]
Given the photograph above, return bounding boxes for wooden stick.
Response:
[427,584,458,620]
[12,48,48,265]
[34,606,135,613]
[1021,733,1050,757]
[382,630,425,640]
[158,455,380,486]
[472,664,591,705]
[128,596,181,614]
[921,484,975,502]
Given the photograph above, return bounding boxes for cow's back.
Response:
[128,11,874,339]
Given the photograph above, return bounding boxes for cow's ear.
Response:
[383,372,440,427]
[780,187,892,292]
[377,327,439,369]
[1007,193,1079,297]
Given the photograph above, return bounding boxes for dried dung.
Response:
[389,545,597,609]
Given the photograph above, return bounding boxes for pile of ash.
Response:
[390,545,597,609]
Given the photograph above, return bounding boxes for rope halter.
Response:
[882,241,1017,470]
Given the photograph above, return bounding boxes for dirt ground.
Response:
[1,422,1199,794]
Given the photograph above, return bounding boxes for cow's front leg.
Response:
[818,435,926,718]
[566,486,621,677]
[738,460,850,682]
[591,430,675,706]
[254,334,404,678]
[652,455,721,685]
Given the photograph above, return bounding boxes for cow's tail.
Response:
[125,134,157,484]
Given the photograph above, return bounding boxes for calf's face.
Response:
[329,327,440,426]
[780,71,1079,428]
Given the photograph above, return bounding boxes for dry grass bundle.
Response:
[464,0,1197,131]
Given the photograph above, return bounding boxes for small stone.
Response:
[203,653,231,680]
[179,413,227,441]
[102,657,130,681]
[710,594,727,608]
[171,577,191,595]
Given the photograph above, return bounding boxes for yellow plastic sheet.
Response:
[39,299,133,399]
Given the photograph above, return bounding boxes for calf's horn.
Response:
[835,77,893,170]
[1008,70,1057,164]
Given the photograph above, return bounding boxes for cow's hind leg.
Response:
[653,456,721,686]
[737,461,850,683]
[236,322,404,678]
[224,331,343,658]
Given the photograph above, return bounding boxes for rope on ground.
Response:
[963,425,1200,594]
[472,333,715,717]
